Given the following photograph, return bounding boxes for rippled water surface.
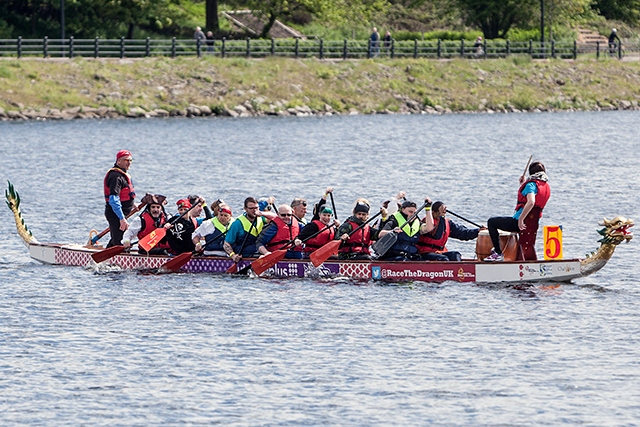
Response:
[1,113,639,426]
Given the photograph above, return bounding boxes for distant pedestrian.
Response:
[194,26,205,41]
[370,27,380,57]
[474,36,484,56]
[206,31,215,53]
[383,31,392,54]
[608,28,621,55]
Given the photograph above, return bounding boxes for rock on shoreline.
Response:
[1,99,639,122]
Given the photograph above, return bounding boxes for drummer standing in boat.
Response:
[103,150,136,247]
[484,161,550,261]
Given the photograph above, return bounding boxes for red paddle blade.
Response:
[309,240,341,267]
[251,250,287,276]
[91,245,125,263]
[226,262,238,274]
[139,227,167,252]
[160,251,192,272]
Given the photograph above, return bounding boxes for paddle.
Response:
[88,202,146,246]
[91,244,126,263]
[159,251,193,272]
[372,201,429,258]
[226,217,258,274]
[446,209,484,228]
[522,155,533,180]
[310,210,382,267]
[329,192,338,220]
[250,222,336,276]
[139,201,202,252]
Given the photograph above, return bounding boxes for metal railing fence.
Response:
[0,37,633,60]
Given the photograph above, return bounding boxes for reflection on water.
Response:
[0,112,639,425]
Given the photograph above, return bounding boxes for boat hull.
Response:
[27,242,583,283]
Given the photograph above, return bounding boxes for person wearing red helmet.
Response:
[164,198,201,254]
[103,150,136,247]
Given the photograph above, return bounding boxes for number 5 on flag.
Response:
[544,225,563,260]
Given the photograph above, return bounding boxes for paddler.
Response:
[223,197,275,263]
[378,199,434,261]
[416,201,480,261]
[291,197,308,227]
[164,198,201,254]
[122,194,170,255]
[256,204,303,259]
[104,149,136,247]
[335,200,383,260]
[192,204,234,256]
[484,161,550,261]
[298,206,337,257]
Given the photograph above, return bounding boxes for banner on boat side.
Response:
[543,225,563,260]
[370,263,476,282]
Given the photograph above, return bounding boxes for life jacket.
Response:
[389,211,421,255]
[265,216,300,251]
[166,216,198,254]
[103,167,135,203]
[204,217,233,251]
[417,216,450,253]
[515,179,550,220]
[303,220,335,252]
[233,214,264,256]
[139,210,170,250]
[339,218,371,254]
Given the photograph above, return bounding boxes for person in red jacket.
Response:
[103,150,136,247]
[122,194,169,255]
[484,161,551,261]
[298,206,337,257]
[256,204,303,259]
[336,200,382,260]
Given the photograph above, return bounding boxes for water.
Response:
[1,113,639,425]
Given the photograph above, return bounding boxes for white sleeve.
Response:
[122,216,142,243]
[192,219,215,240]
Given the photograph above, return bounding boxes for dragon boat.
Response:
[6,182,634,283]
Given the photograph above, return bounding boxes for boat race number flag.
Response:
[544,225,563,260]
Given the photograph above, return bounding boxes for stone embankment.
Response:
[2,98,639,122]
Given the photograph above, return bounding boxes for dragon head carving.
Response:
[597,216,634,245]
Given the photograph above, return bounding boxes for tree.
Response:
[206,0,219,34]
[455,0,537,39]
[592,0,640,25]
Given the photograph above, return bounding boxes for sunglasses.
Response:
[280,213,293,217]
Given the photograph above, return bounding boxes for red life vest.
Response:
[416,216,450,253]
[303,220,335,252]
[265,216,300,251]
[515,179,550,219]
[139,211,170,249]
[339,219,371,254]
[103,167,135,203]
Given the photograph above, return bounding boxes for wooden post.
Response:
[120,36,125,59]
[17,36,22,58]
[506,40,510,56]
[460,38,464,57]
[94,36,99,58]
[43,36,48,58]
[146,37,150,57]
[171,37,176,58]
[551,39,555,58]
[295,38,299,58]
[271,38,275,56]
[391,39,395,59]
[196,38,201,58]
[596,41,599,59]
[69,36,74,58]
[221,37,226,58]
[343,38,347,60]
[573,40,577,60]
[414,39,418,58]
[319,38,324,59]
[246,37,250,58]
[437,39,441,59]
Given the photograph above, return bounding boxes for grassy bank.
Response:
[1,56,640,117]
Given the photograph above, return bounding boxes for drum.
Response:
[476,229,519,261]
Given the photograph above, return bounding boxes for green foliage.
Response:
[0,66,12,79]
[455,0,538,39]
[592,0,640,25]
